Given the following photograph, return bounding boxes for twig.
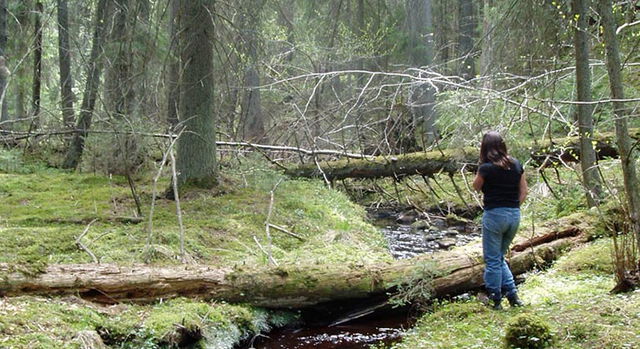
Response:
[126,172,143,217]
[76,219,99,263]
[253,236,278,266]
[269,224,305,241]
[313,156,331,187]
[0,129,374,159]
[145,130,181,262]
[448,173,472,212]
[460,164,483,209]
[88,230,114,246]
[264,179,284,266]
[169,148,186,263]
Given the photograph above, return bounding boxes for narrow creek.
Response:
[249,208,480,349]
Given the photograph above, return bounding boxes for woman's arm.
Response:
[472,173,484,192]
[519,172,528,204]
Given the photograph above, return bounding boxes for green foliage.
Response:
[0,149,48,174]
[503,313,554,349]
[388,260,439,309]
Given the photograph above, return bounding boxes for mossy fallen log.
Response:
[0,213,597,308]
[284,147,479,180]
[284,130,640,180]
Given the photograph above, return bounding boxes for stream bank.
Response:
[249,207,481,348]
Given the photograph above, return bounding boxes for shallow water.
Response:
[251,313,409,349]
[251,218,479,349]
[381,223,480,259]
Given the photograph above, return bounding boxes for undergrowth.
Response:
[0,152,390,267]
[388,238,640,349]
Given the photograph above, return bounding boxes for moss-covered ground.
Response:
[1,148,637,348]
[0,296,298,348]
[0,150,389,348]
[0,151,390,267]
[385,238,640,349]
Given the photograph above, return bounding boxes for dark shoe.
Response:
[507,294,525,307]
[478,292,503,310]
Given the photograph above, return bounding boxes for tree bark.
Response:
[276,1,295,65]
[0,212,596,308]
[240,0,266,143]
[57,0,75,129]
[176,0,218,188]
[458,0,476,80]
[598,0,640,238]
[573,0,602,207]
[104,0,134,118]
[166,0,180,127]
[0,0,7,126]
[285,130,640,180]
[406,0,438,145]
[62,0,110,169]
[479,0,494,89]
[31,2,43,129]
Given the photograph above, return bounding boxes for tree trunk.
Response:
[176,0,218,188]
[30,2,43,129]
[240,0,266,143]
[57,0,75,129]
[0,212,596,308]
[166,0,180,127]
[104,0,142,175]
[598,0,640,238]
[241,66,265,142]
[573,0,602,207]
[458,0,476,80]
[104,0,134,118]
[285,130,640,180]
[62,0,110,169]
[480,0,494,88]
[0,0,7,127]
[406,0,438,146]
[276,1,295,65]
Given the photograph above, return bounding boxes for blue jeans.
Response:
[482,207,520,301]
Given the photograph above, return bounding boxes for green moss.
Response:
[503,313,554,349]
[0,157,389,267]
[0,297,298,349]
[392,238,640,349]
[554,238,614,275]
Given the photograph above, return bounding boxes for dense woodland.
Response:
[1,0,640,348]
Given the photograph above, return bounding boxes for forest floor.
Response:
[0,148,638,348]
[386,237,640,349]
[0,150,391,348]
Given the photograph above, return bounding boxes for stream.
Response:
[250,210,480,349]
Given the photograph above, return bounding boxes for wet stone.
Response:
[445,230,459,237]
[410,220,429,231]
[431,218,447,229]
[438,238,457,249]
[380,215,480,259]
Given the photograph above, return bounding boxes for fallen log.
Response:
[284,146,478,180]
[0,212,597,308]
[285,130,640,180]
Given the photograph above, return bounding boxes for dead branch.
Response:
[268,224,305,241]
[169,149,186,263]
[75,219,99,263]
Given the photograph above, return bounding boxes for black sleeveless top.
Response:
[478,158,524,209]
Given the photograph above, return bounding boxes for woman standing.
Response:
[473,132,528,310]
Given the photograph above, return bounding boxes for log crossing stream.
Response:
[250,212,480,348]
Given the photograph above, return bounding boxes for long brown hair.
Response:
[480,131,512,170]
